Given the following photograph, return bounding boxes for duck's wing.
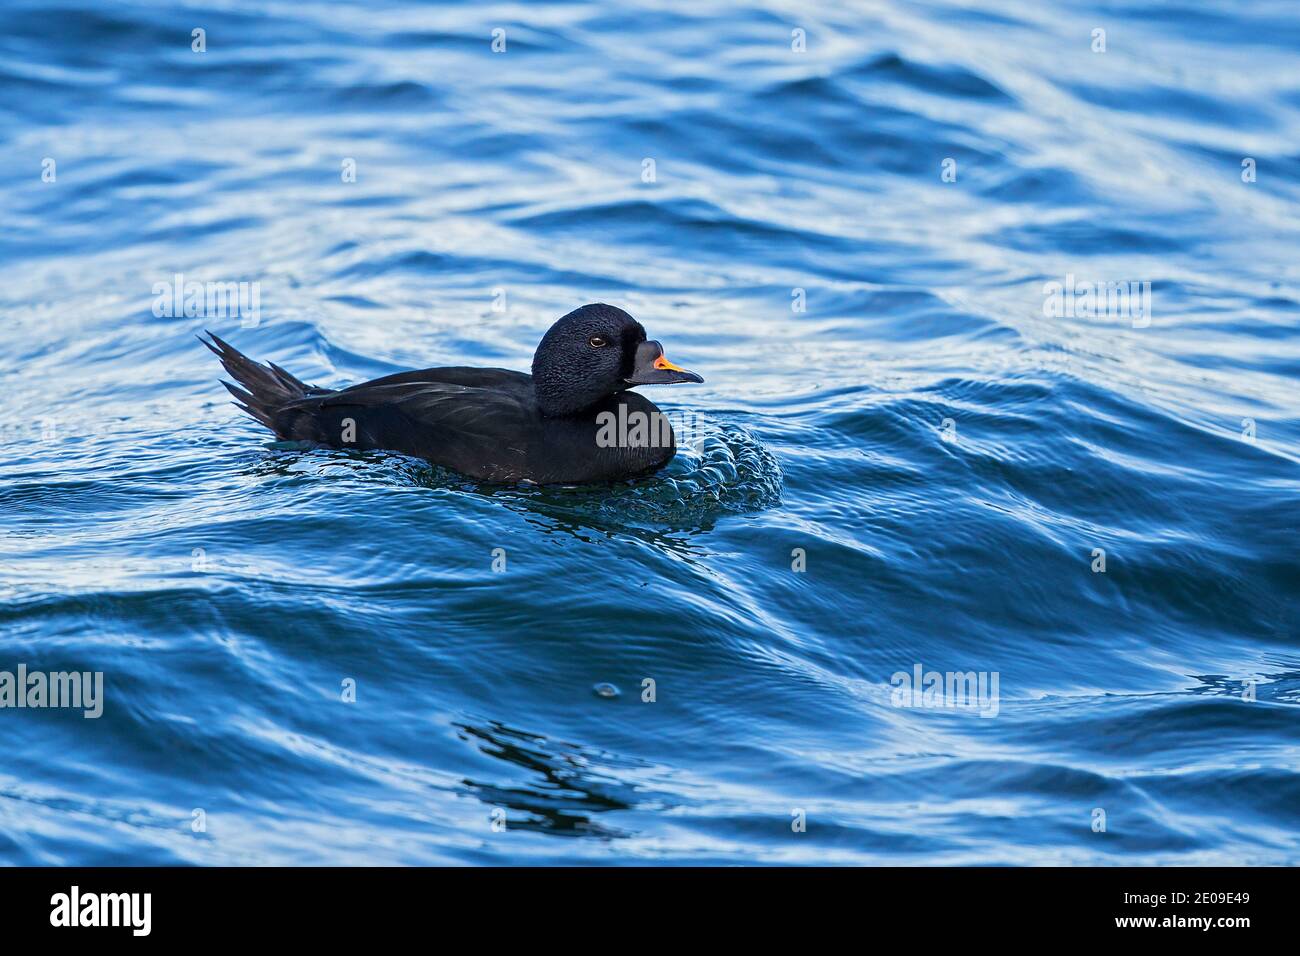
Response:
[284,377,539,480]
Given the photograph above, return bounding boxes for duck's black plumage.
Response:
[203,304,703,484]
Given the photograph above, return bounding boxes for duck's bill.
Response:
[625,340,704,385]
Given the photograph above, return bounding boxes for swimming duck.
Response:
[203,303,703,483]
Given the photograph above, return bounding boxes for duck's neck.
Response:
[531,365,614,418]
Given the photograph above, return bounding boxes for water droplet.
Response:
[593,682,620,699]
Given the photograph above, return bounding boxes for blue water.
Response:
[2,0,1299,865]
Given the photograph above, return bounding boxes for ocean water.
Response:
[2,0,1298,866]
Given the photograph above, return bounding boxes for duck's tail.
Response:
[200,331,326,437]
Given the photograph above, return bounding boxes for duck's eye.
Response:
[588,335,608,349]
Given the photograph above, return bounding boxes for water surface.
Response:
[2,0,1299,864]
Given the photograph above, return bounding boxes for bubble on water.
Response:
[593,682,620,699]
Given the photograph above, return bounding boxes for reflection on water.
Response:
[457,720,669,839]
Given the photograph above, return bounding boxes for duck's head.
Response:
[531,303,703,417]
